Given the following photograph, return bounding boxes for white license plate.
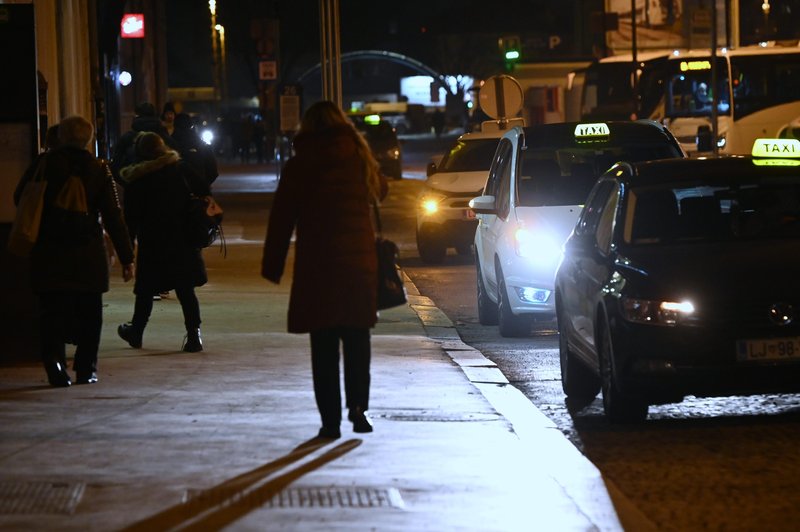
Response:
[736,337,800,362]
[464,209,476,220]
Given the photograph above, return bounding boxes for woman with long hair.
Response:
[261,100,388,439]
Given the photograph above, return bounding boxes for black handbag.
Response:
[373,203,407,310]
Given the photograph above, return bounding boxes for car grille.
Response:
[690,299,800,329]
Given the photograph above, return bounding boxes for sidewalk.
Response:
[0,191,643,531]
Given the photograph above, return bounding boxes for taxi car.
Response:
[416,127,505,263]
[554,138,800,423]
[470,121,684,336]
[353,114,403,180]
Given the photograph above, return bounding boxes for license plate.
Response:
[464,209,476,220]
[736,337,800,362]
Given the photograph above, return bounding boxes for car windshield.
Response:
[438,138,500,172]
[625,176,800,244]
[517,143,679,207]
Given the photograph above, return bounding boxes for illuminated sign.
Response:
[751,138,800,158]
[121,14,144,38]
[574,123,610,138]
[679,60,711,71]
[364,114,381,125]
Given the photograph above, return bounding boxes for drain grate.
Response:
[0,481,85,515]
[264,487,404,509]
[377,410,499,422]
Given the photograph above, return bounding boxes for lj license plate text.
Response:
[737,337,800,361]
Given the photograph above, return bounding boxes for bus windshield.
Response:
[665,57,731,118]
[665,51,800,121]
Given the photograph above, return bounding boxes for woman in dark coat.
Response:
[117,132,207,352]
[262,101,389,439]
[14,116,135,387]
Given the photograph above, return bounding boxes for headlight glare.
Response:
[622,298,694,326]
[514,227,561,262]
[419,193,447,216]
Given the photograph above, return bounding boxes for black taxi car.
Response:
[554,138,800,423]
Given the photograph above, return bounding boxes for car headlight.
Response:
[716,133,726,149]
[621,298,695,326]
[201,129,214,145]
[514,227,561,263]
[386,147,401,160]
[419,193,447,216]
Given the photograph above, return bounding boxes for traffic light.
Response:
[499,35,521,71]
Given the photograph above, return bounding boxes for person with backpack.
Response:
[116,132,207,353]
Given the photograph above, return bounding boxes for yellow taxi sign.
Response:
[574,123,610,139]
[751,138,800,158]
[364,114,381,125]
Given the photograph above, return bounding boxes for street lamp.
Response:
[215,24,227,102]
[208,0,219,103]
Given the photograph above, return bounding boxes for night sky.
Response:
[166,0,586,99]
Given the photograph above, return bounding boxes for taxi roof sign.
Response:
[574,123,610,139]
[364,114,381,125]
[751,138,800,158]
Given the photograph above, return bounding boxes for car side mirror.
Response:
[426,162,437,177]
[696,125,712,152]
[469,195,497,215]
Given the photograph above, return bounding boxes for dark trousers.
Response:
[132,284,201,331]
[39,291,102,375]
[309,327,371,428]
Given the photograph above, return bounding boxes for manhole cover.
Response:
[0,481,85,515]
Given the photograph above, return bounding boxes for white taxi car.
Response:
[470,121,685,336]
[416,127,506,263]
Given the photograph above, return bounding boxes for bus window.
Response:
[731,55,800,120]
[665,57,731,118]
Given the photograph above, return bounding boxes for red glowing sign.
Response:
[121,14,145,38]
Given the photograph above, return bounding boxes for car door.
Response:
[561,179,619,357]
[577,181,621,357]
[476,138,514,296]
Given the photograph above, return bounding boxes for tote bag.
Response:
[7,158,48,257]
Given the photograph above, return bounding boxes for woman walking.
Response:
[117,132,207,352]
[14,116,135,386]
[261,101,388,439]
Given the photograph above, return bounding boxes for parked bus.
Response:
[576,51,671,122]
[663,42,800,155]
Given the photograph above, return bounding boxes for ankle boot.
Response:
[117,323,143,348]
[183,328,203,352]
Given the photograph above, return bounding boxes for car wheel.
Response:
[476,259,498,325]
[416,225,446,264]
[558,306,600,401]
[599,319,648,424]
[497,270,531,337]
[456,243,473,256]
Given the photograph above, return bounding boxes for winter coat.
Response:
[13,146,135,294]
[261,124,388,333]
[120,152,207,294]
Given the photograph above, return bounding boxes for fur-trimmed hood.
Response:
[119,151,180,184]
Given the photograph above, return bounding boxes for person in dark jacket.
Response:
[261,100,389,439]
[171,112,218,196]
[110,101,175,180]
[14,116,135,387]
[117,132,208,352]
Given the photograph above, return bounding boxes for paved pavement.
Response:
[0,166,653,531]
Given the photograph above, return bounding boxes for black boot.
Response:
[45,361,72,388]
[182,328,203,352]
[117,323,143,348]
[349,407,373,433]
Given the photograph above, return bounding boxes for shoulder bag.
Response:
[373,202,407,310]
[7,156,48,257]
